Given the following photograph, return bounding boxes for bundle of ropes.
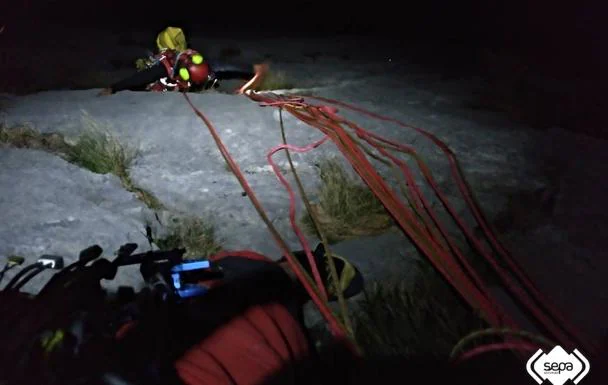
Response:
[181,89,597,364]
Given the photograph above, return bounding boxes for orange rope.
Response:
[182,93,359,357]
[241,90,595,359]
[267,137,332,301]
[303,94,596,355]
[247,91,512,326]
[183,85,595,365]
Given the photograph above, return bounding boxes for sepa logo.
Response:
[526,345,590,385]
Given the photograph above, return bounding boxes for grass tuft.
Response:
[0,118,164,211]
[65,117,136,177]
[2,120,223,259]
[153,215,222,259]
[0,124,71,154]
[300,157,393,243]
[351,258,486,359]
[254,69,295,91]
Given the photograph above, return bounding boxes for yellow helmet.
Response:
[156,26,187,52]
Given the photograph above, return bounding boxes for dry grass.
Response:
[65,118,136,177]
[352,257,486,359]
[254,69,295,91]
[152,215,222,259]
[1,120,222,257]
[0,125,71,155]
[0,117,164,211]
[300,157,393,243]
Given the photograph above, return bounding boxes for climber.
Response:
[98,26,267,95]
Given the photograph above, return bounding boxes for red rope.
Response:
[209,249,275,263]
[300,94,595,354]
[316,108,513,327]
[272,99,508,326]
[182,92,358,356]
[357,133,573,349]
[184,85,594,364]
[241,90,598,361]
[249,92,505,325]
[267,137,331,301]
[451,341,540,365]
[361,134,512,326]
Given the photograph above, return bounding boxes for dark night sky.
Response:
[2,1,606,75]
[4,1,603,42]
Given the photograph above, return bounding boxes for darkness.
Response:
[3,1,606,74]
[4,1,605,48]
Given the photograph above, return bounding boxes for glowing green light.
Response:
[179,67,190,81]
[192,54,203,65]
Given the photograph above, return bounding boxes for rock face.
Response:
[0,148,151,292]
[0,30,606,347]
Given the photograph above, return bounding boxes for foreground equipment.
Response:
[0,244,217,383]
[0,240,371,385]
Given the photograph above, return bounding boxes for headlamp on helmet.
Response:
[179,67,190,81]
[191,54,203,65]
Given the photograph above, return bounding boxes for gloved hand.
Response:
[202,72,220,90]
[236,63,269,94]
